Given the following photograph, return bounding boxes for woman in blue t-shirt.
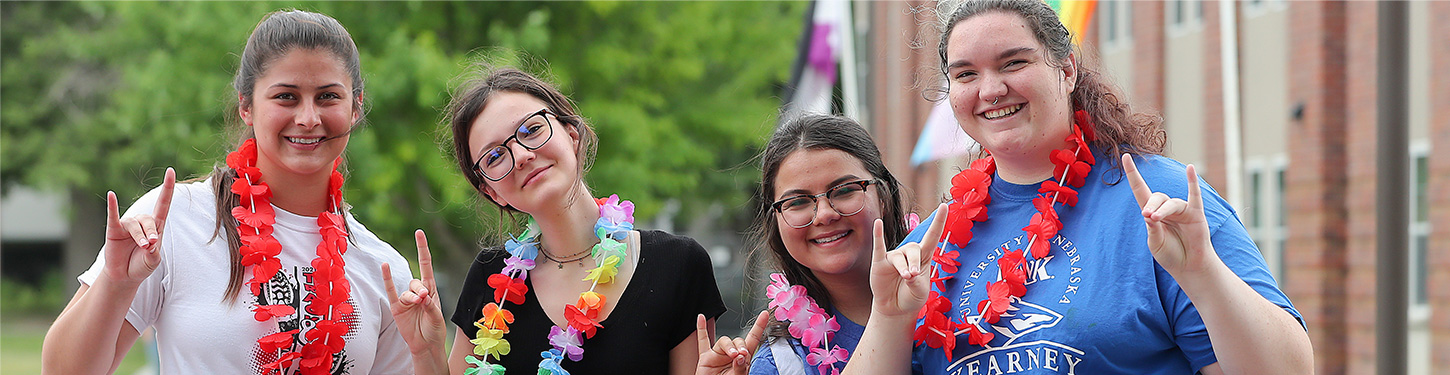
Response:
[695,114,942,375]
[843,1,1314,374]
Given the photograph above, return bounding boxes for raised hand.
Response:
[102,168,175,286]
[695,310,769,375]
[869,203,947,318]
[1122,154,1215,276]
[382,230,447,357]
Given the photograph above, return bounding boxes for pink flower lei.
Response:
[766,273,849,375]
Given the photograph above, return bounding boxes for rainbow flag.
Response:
[1046,0,1098,45]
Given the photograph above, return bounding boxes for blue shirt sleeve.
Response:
[749,342,782,375]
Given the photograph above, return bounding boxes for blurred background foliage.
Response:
[1,1,806,288]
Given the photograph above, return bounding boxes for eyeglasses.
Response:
[771,179,878,228]
[472,109,557,181]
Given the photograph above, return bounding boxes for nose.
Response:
[508,140,535,170]
[978,73,1008,105]
[297,100,322,129]
[813,196,842,226]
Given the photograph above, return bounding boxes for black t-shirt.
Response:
[451,230,727,374]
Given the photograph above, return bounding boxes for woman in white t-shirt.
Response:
[42,10,423,375]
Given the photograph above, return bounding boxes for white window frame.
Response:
[1097,0,1133,52]
[1243,155,1288,286]
[1166,0,1205,36]
[1409,143,1430,321]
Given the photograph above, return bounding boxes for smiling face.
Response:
[239,48,359,180]
[467,91,582,213]
[944,11,1077,162]
[772,148,882,278]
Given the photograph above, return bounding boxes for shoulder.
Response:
[341,213,407,264]
[637,230,710,264]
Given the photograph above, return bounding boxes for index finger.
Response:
[916,203,949,264]
[381,263,399,305]
[1121,154,1152,207]
[414,230,435,289]
[695,314,711,355]
[1185,165,1202,210]
[743,310,770,352]
[152,168,177,225]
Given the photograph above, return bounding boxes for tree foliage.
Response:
[2,1,805,276]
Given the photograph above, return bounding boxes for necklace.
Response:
[765,273,850,375]
[467,195,636,375]
[227,138,350,375]
[540,245,593,269]
[914,111,1098,361]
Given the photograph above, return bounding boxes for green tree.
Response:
[2,1,804,291]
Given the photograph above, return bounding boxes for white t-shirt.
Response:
[80,180,415,374]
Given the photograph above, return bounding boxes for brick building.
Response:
[846,1,1449,373]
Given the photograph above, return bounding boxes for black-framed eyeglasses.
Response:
[771,179,878,228]
[472,109,557,181]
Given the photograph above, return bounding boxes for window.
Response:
[1167,0,1205,34]
[1410,148,1429,314]
[1244,157,1288,286]
[1098,0,1133,51]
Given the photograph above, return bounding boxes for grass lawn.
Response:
[1,315,147,375]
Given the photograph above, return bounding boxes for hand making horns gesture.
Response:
[870,203,948,317]
[694,310,770,375]
[103,168,176,286]
[383,230,447,356]
[1122,154,1215,276]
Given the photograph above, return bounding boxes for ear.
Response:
[239,94,253,127]
[564,121,582,150]
[352,92,364,124]
[480,182,511,209]
[1061,52,1079,94]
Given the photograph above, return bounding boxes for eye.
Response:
[954,70,977,81]
[1004,60,1028,71]
[779,196,815,211]
[482,147,508,167]
[519,118,547,139]
[319,92,343,101]
[829,182,867,198]
[272,93,297,101]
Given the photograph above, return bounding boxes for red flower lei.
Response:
[915,111,1098,360]
[227,139,351,375]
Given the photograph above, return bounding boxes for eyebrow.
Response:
[777,175,865,200]
[268,83,345,90]
[946,46,1037,70]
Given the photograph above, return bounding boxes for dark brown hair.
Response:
[752,114,908,338]
[210,9,366,301]
[937,0,1165,170]
[443,66,598,212]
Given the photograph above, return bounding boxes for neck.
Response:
[990,137,1074,185]
[258,161,334,217]
[814,269,873,325]
[533,183,602,262]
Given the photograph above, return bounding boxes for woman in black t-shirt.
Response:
[387,66,726,375]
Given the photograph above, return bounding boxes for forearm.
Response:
[410,347,450,375]
[42,275,141,375]
[1175,258,1313,374]
[840,312,916,375]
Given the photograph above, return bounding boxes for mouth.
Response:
[981,103,1024,120]
[810,230,851,245]
[521,165,552,188]
[285,136,324,145]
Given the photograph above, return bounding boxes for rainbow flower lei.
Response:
[915,111,1098,360]
[765,273,850,375]
[466,195,635,375]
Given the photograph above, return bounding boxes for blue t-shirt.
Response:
[750,310,865,375]
[905,150,1302,375]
